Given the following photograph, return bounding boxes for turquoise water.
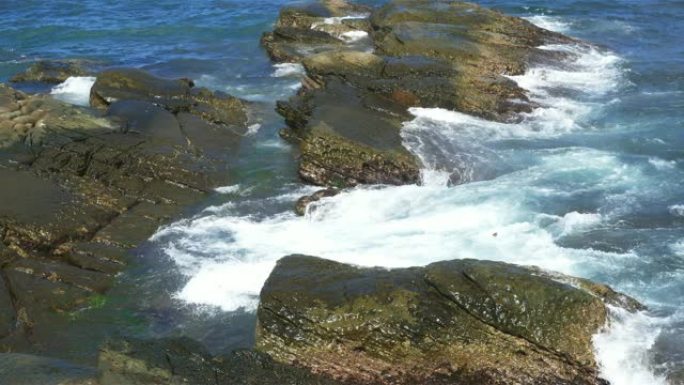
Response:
[1,1,683,383]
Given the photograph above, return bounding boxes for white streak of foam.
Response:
[649,157,677,170]
[214,185,240,194]
[669,204,684,217]
[594,307,668,385]
[556,211,603,237]
[524,15,571,33]
[312,13,369,28]
[340,30,369,43]
[50,76,96,106]
[271,63,304,78]
[670,239,684,256]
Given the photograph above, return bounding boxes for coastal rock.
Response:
[90,68,248,130]
[10,60,97,84]
[0,84,114,148]
[98,337,342,385]
[295,188,340,216]
[261,0,371,64]
[265,0,577,188]
[257,255,642,385]
[0,81,248,352]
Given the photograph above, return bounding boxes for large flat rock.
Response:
[257,255,642,385]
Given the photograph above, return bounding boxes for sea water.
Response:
[1,0,682,383]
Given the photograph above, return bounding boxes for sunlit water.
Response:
[1,0,682,383]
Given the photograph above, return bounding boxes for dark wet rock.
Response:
[0,273,15,339]
[257,255,642,385]
[0,81,249,353]
[0,353,97,385]
[295,188,340,216]
[265,0,578,188]
[261,27,345,63]
[10,60,97,84]
[98,337,342,385]
[90,68,248,130]
[669,369,684,385]
[261,0,372,64]
[278,78,420,187]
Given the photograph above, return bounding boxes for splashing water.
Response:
[145,9,683,385]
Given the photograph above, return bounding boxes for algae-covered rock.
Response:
[98,337,343,385]
[257,255,642,385]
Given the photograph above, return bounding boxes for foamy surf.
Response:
[149,12,675,385]
[50,76,96,106]
[524,15,571,33]
[271,63,305,78]
[154,146,648,312]
[594,307,669,385]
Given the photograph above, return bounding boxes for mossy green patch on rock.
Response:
[257,255,642,385]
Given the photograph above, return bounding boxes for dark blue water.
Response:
[1,1,682,384]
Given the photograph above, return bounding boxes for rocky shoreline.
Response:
[0,1,647,384]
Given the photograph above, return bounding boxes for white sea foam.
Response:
[669,204,684,217]
[271,63,305,78]
[340,30,369,43]
[670,240,684,256]
[152,13,668,384]
[50,76,96,106]
[401,43,624,171]
[649,157,677,170]
[312,14,369,28]
[593,307,668,385]
[154,148,644,312]
[246,123,261,135]
[214,185,241,194]
[524,15,571,33]
[556,211,603,237]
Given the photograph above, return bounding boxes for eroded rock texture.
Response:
[0,69,250,352]
[257,255,642,385]
[263,0,576,189]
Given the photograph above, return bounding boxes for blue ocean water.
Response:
[1,1,683,384]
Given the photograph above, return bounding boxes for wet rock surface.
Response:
[295,188,340,216]
[265,0,576,188]
[256,255,642,385]
[0,353,98,385]
[0,72,248,353]
[90,68,249,131]
[10,59,99,84]
[97,337,342,385]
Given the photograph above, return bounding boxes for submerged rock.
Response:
[295,188,340,216]
[257,255,643,385]
[265,0,578,188]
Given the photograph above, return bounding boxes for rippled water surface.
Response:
[1,1,682,383]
